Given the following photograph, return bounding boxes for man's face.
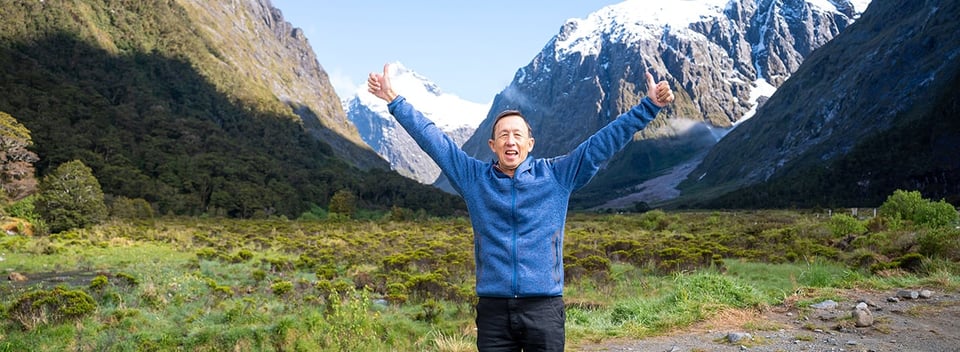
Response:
[488,114,534,175]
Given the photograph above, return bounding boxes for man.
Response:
[367,63,674,351]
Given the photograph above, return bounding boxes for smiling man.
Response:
[367,63,674,351]
[488,110,534,177]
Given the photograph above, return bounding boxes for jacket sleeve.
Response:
[387,96,481,193]
[550,97,661,191]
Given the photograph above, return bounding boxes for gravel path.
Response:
[574,288,960,352]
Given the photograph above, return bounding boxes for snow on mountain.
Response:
[345,62,489,185]
[554,0,863,65]
[459,0,870,207]
[354,62,488,131]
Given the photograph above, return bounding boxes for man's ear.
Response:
[527,138,535,152]
[488,139,495,153]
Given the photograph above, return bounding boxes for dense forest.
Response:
[0,1,465,219]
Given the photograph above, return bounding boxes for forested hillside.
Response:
[0,1,464,218]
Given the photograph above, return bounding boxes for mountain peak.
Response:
[346,62,490,185]
[353,62,488,131]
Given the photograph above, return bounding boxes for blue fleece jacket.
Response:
[388,96,661,298]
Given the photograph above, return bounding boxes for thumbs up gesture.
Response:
[646,71,674,107]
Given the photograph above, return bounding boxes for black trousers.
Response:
[475,296,565,352]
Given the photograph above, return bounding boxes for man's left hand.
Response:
[646,72,675,108]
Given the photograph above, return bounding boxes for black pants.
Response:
[475,296,565,352]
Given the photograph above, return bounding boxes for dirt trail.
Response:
[575,288,960,352]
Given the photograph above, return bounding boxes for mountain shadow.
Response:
[0,31,465,218]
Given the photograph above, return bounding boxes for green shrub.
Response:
[316,264,338,280]
[385,282,408,304]
[828,214,867,237]
[578,255,612,282]
[4,195,46,234]
[879,190,959,229]
[251,269,267,282]
[109,196,155,219]
[212,285,234,297]
[233,248,254,262]
[6,286,96,330]
[637,209,670,231]
[196,247,219,260]
[115,272,139,287]
[894,253,925,273]
[270,280,293,296]
[89,274,109,291]
[405,271,448,301]
[870,253,926,274]
[414,299,443,323]
[917,227,960,260]
[297,203,328,221]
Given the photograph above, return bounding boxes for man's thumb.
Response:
[383,63,391,78]
[645,71,655,87]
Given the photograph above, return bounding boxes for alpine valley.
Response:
[347,0,960,210]
[2,0,958,217]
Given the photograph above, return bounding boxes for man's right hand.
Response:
[368,63,398,102]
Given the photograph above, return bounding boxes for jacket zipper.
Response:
[511,179,519,297]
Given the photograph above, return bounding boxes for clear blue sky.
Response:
[270,1,623,103]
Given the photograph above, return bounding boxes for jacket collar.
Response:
[492,156,534,178]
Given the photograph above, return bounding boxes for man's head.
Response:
[488,110,534,176]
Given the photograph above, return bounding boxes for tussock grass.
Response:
[1,208,958,350]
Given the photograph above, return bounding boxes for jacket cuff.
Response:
[387,95,405,114]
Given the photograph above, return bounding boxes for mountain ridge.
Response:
[0,0,466,217]
[679,0,960,207]
[441,0,867,206]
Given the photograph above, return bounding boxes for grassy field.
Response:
[1,208,958,351]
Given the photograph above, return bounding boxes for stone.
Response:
[852,305,874,327]
[897,290,919,299]
[8,272,27,282]
[811,299,838,309]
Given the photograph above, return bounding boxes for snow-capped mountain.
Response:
[450,0,869,207]
[344,62,489,185]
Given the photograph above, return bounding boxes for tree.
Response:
[0,111,39,202]
[36,160,108,233]
[329,189,356,218]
